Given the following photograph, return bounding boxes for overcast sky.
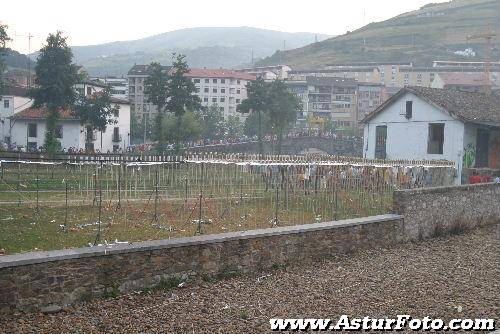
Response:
[2,0,448,53]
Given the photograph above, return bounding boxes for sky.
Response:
[2,0,449,54]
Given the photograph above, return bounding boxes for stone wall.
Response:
[0,215,403,313]
[393,183,500,241]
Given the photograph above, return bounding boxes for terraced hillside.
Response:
[259,0,500,69]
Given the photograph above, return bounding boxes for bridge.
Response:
[187,137,362,156]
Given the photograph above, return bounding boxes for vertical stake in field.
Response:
[197,163,205,235]
[35,163,39,213]
[154,167,159,222]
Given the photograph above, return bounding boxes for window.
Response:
[221,88,226,94]
[221,79,225,84]
[405,101,413,119]
[204,97,209,102]
[86,86,92,96]
[55,125,63,139]
[212,97,217,103]
[112,127,120,142]
[194,79,200,83]
[204,88,209,93]
[213,88,217,93]
[27,123,37,138]
[427,123,444,154]
[213,79,217,84]
[236,99,241,104]
[205,79,209,83]
[220,97,225,102]
[236,89,241,94]
[237,80,241,84]
[3,99,9,108]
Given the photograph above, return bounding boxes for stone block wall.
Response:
[393,183,500,241]
[0,215,403,313]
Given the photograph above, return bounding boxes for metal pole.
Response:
[35,163,39,213]
[65,181,68,225]
[154,168,159,221]
[197,163,204,234]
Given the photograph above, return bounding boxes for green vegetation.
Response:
[0,162,393,255]
[0,24,11,96]
[30,32,80,153]
[258,0,500,68]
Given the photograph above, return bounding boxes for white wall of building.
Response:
[363,92,465,184]
[0,95,33,144]
[10,102,130,153]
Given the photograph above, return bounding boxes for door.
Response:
[375,125,387,159]
[475,129,490,168]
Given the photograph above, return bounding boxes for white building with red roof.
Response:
[127,65,256,124]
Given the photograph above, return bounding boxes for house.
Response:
[362,87,500,184]
[9,95,130,153]
[0,85,33,147]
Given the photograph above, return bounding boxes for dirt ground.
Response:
[1,224,498,333]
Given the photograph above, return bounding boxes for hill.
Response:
[70,27,330,76]
[3,48,35,71]
[258,0,500,69]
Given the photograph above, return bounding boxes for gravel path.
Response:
[1,225,499,333]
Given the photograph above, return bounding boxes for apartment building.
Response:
[288,67,380,84]
[325,62,413,87]
[234,65,292,81]
[127,65,255,122]
[286,77,384,129]
[92,76,129,100]
[186,69,255,120]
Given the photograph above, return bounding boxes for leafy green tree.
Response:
[267,80,302,154]
[144,62,169,149]
[225,115,243,139]
[199,104,225,140]
[30,32,79,153]
[244,110,271,138]
[237,77,269,155]
[162,112,202,143]
[164,54,202,151]
[73,88,119,132]
[130,111,144,144]
[0,24,11,97]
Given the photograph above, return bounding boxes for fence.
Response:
[0,154,456,254]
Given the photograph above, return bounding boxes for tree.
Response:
[144,62,169,149]
[162,112,202,143]
[73,88,119,132]
[164,54,202,151]
[199,104,225,140]
[0,24,11,97]
[267,80,302,154]
[225,115,243,139]
[237,77,269,155]
[244,110,271,138]
[30,32,79,153]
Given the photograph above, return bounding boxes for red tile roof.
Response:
[185,68,256,81]
[11,107,80,120]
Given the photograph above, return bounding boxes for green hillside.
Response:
[258,0,500,69]
[69,27,330,76]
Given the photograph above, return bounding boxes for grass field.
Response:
[0,161,393,254]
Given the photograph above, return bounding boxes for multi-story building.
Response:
[127,65,255,122]
[287,77,384,129]
[430,72,498,92]
[235,65,292,81]
[127,64,171,128]
[325,62,413,88]
[0,85,33,146]
[92,76,129,100]
[185,69,255,120]
[289,67,380,84]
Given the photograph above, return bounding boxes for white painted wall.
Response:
[0,96,33,144]
[10,102,131,153]
[363,92,465,184]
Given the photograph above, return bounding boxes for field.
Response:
[0,160,396,254]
